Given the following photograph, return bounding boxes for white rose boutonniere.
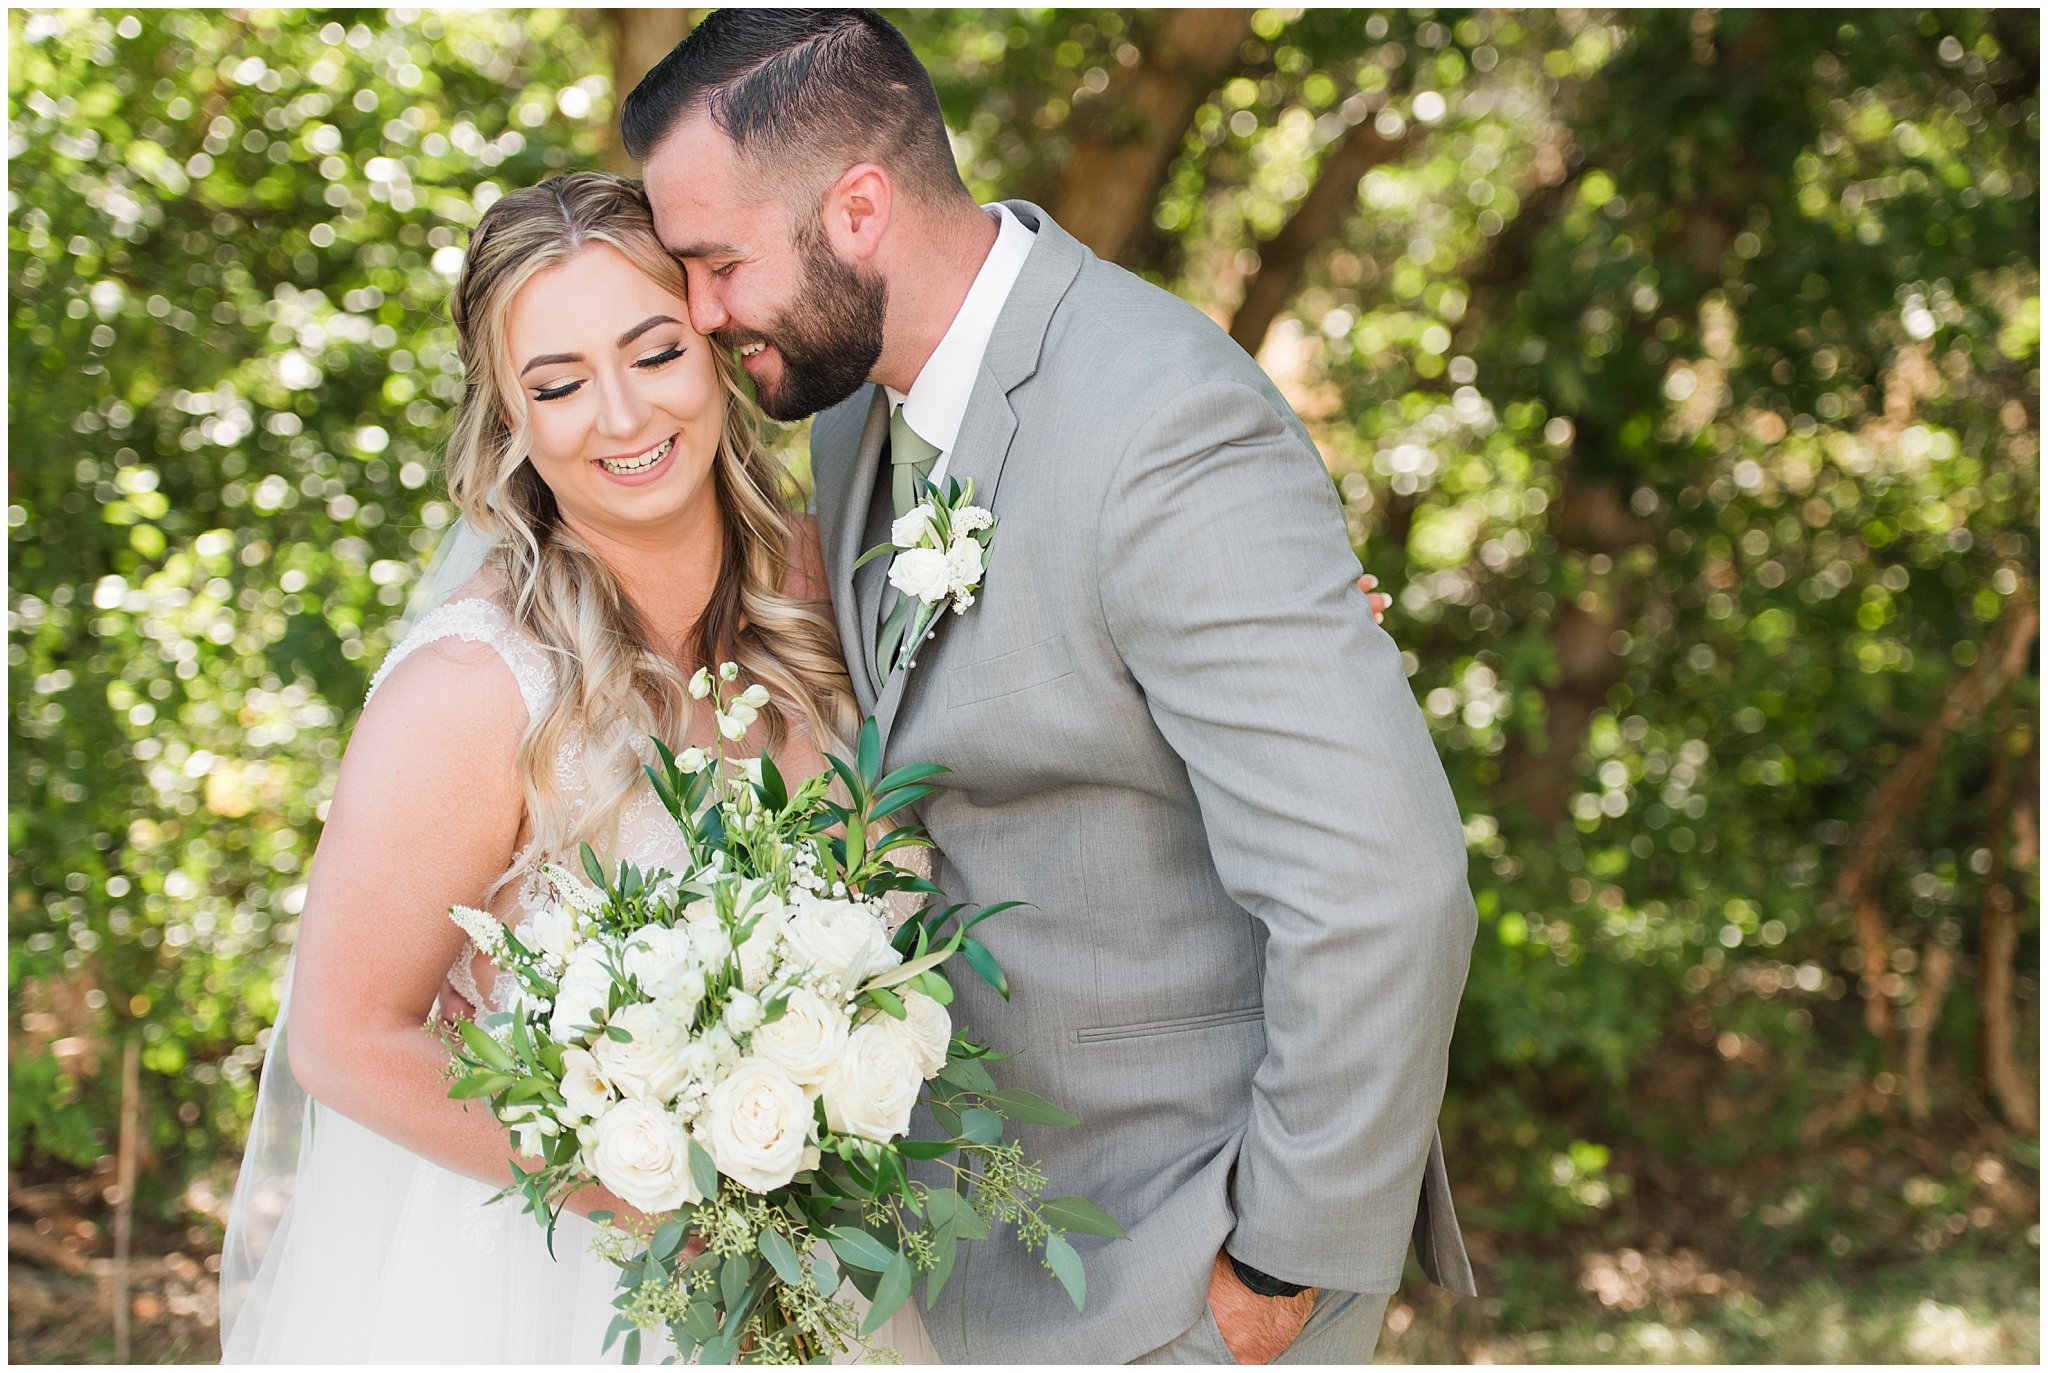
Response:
[858,475,998,683]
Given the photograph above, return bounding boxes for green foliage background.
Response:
[7,5,2039,1335]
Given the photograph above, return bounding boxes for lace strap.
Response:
[365,598,555,717]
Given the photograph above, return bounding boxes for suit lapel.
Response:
[870,202,1088,753]
[825,386,892,709]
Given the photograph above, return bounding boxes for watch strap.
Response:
[1226,1252,1310,1299]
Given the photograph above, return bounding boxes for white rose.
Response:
[520,904,578,969]
[592,1003,691,1104]
[549,942,616,1042]
[820,1023,924,1143]
[703,1058,814,1193]
[943,535,984,592]
[589,1099,701,1212]
[784,898,901,988]
[881,990,952,1079]
[887,546,952,605]
[749,986,850,1090]
[622,925,697,1002]
[559,1046,616,1121]
[891,503,937,549]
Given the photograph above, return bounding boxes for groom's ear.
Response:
[821,164,891,264]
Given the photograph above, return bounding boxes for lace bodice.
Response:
[365,598,697,1012]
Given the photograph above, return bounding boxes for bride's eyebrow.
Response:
[618,314,680,347]
[518,316,682,378]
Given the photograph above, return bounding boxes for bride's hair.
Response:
[442,171,857,890]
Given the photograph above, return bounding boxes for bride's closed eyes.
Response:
[530,342,690,403]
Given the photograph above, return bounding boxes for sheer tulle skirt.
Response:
[221,1103,937,1364]
[220,1105,664,1363]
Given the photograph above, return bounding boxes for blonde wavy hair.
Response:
[444,172,858,891]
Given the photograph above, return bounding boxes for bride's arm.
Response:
[284,638,636,1222]
[783,510,832,612]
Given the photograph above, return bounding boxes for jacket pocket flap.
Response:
[947,633,1074,708]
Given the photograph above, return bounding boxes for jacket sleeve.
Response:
[1094,377,1476,1294]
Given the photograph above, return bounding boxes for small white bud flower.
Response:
[688,667,712,700]
[737,683,771,710]
[718,661,740,681]
[716,711,747,741]
[677,746,708,774]
[724,990,764,1035]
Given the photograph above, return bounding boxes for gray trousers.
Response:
[1131,1289,1391,1365]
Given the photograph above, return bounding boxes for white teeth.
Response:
[599,436,673,475]
[740,343,765,358]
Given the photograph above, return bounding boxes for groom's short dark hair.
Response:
[621,9,967,204]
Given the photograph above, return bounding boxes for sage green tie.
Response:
[889,406,941,517]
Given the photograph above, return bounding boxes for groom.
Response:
[625,10,1477,1364]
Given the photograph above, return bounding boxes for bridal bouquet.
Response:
[440,664,1119,1363]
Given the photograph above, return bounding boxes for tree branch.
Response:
[1832,584,2039,1041]
[1227,116,1417,355]
[1045,8,1253,264]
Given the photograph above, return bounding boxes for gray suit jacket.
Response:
[810,202,1476,1364]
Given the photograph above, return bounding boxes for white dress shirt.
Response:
[883,203,1035,488]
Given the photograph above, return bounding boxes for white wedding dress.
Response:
[220,598,936,1363]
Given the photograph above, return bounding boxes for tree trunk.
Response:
[1904,939,1954,1121]
[1978,727,2038,1133]
[1046,8,1253,264]
[605,9,697,171]
[1495,465,1649,827]
[1228,115,1416,355]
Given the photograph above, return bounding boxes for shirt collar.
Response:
[883,203,1036,456]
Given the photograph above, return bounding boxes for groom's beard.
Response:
[722,231,887,422]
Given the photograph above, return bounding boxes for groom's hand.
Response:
[1207,1250,1315,1365]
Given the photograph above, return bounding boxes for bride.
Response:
[217,171,937,1362]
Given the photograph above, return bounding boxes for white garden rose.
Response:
[890,503,936,549]
[943,535,984,591]
[881,990,952,1079]
[887,546,952,605]
[702,1059,814,1193]
[749,986,851,1090]
[549,941,615,1042]
[592,1002,690,1104]
[520,903,578,969]
[589,1099,701,1212]
[622,925,697,1002]
[559,1046,616,1121]
[820,1023,924,1143]
[784,898,901,988]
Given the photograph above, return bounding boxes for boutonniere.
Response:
[857,475,997,684]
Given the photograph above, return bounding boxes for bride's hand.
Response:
[1358,573,1393,625]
